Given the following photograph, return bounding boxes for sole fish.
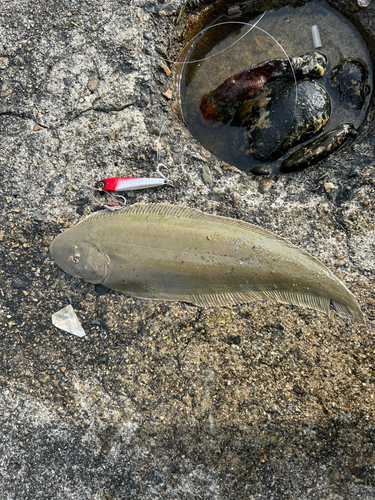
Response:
[50,203,364,322]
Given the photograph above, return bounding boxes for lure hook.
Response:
[154,163,168,179]
[152,163,172,185]
[104,194,127,211]
[87,187,126,210]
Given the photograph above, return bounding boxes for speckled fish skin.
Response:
[50,204,364,322]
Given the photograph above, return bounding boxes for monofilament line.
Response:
[172,17,298,157]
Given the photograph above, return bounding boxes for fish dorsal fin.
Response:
[79,203,301,249]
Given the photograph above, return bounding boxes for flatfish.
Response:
[50,204,364,321]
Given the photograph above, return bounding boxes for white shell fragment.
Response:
[52,305,86,337]
[311,25,322,49]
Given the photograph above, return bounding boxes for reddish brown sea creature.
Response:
[199,51,327,124]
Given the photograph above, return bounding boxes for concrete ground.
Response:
[0,0,374,498]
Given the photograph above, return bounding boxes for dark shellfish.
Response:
[330,54,369,110]
[279,123,356,173]
[240,80,331,162]
[199,51,327,124]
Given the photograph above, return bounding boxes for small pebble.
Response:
[163,89,173,100]
[358,0,370,6]
[60,366,66,372]
[87,76,98,92]
[227,4,241,15]
[251,165,271,176]
[39,372,50,384]
[324,182,335,191]
[201,148,211,159]
[0,57,9,69]
[349,166,361,177]
[43,235,53,246]
[202,165,214,187]
[11,278,28,289]
[161,64,171,76]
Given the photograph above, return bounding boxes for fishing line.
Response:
[163,12,266,66]
[156,120,170,172]
[175,20,298,100]
[126,5,298,171]
[166,17,298,162]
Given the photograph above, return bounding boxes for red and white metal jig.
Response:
[89,165,171,210]
[92,164,170,193]
[89,123,172,210]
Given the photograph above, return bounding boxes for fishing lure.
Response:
[90,165,171,210]
[93,165,171,192]
[93,170,170,192]
[93,176,168,192]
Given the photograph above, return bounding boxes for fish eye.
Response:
[69,245,80,264]
[96,180,106,190]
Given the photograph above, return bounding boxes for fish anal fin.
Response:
[119,288,364,322]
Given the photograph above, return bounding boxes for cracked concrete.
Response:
[0,0,375,499]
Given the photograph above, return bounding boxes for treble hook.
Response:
[87,187,126,210]
[153,163,172,185]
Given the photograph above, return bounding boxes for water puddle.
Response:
[178,0,373,174]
